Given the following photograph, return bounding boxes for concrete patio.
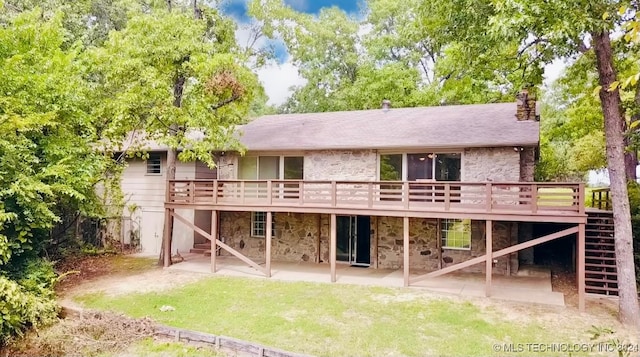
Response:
[168,254,566,307]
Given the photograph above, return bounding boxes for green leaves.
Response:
[0,9,106,265]
[88,7,258,167]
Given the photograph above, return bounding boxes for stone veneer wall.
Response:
[219,211,323,263]
[462,147,521,182]
[519,146,536,182]
[219,211,516,275]
[304,150,377,180]
[216,155,236,180]
[375,217,517,274]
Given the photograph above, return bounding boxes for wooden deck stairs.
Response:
[190,242,212,255]
[585,210,618,296]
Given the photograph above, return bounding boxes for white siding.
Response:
[121,154,196,255]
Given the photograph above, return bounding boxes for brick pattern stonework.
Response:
[219,211,516,275]
[213,148,525,275]
[374,217,516,274]
[462,147,521,182]
[219,211,320,263]
[304,150,377,180]
[519,146,536,182]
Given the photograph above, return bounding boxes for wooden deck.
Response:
[166,180,586,223]
[163,179,588,311]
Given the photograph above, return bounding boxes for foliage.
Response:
[0,276,59,347]
[0,9,109,266]
[88,7,260,166]
[6,258,58,299]
[250,0,519,113]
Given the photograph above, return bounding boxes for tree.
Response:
[0,9,108,267]
[480,0,640,327]
[250,0,524,113]
[88,3,259,264]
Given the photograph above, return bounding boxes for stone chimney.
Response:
[516,88,538,121]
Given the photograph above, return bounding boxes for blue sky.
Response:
[221,0,361,22]
[219,0,363,105]
[221,0,362,63]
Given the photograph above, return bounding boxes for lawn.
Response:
[76,276,591,357]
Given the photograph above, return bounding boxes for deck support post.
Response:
[266,211,272,278]
[577,222,586,311]
[403,216,410,287]
[211,210,218,273]
[163,208,172,267]
[330,214,337,283]
[485,220,493,297]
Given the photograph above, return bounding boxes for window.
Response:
[407,153,433,181]
[251,211,276,238]
[238,156,304,180]
[435,153,461,181]
[441,219,471,250]
[379,153,461,182]
[380,154,402,181]
[146,153,161,175]
[284,157,304,179]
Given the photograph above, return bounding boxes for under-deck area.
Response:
[169,255,566,306]
[163,179,588,309]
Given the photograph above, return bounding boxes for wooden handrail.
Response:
[166,179,585,215]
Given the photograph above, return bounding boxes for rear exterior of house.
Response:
[207,145,532,275]
[121,99,590,309]
[182,101,541,276]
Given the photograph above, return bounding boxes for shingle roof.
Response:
[238,102,539,151]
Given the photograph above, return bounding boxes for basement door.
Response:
[336,215,371,266]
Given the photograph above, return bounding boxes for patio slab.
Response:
[168,255,565,307]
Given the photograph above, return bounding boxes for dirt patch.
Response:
[7,310,155,357]
[55,254,160,296]
[57,255,210,308]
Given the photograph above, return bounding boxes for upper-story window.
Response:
[238,155,304,180]
[379,153,461,181]
[146,153,162,175]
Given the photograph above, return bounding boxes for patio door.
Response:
[336,215,370,266]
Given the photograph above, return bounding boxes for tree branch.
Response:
[211,94,242,110]
[517,37,549,57]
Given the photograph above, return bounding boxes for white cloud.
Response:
[256,60,306,105]
[286,0,308,12]
[543,59,567,87]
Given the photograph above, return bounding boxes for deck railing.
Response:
[590,187,612,211]
[167,180,585,215]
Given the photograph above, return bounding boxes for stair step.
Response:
[204,250,212,257]
[585,263,617,268]
[190,248,207,254]
[585,228,614,233]
[585,249,616,254]
[586,256,617,261]
[585,242,615,247]
[586,277,619,282]
[194,243,211,250]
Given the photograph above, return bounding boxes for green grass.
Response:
[76,277,582,357]
[536,186,605,207]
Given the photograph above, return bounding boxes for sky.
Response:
[220,0,362,106]
[221,0,564,106]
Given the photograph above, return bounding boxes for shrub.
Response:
[14,258,58,299]
[0,276,59,347]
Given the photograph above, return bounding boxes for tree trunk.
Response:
[592,30,640,327]
[626,86,640,181]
